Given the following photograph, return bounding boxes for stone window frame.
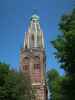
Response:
[23,56,29,64]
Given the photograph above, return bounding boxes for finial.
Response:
[30,9,40,21]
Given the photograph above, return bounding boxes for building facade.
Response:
[20,15,47,100]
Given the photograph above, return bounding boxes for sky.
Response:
[0,0,74,74]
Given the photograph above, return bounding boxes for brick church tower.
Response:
[20,15,47,100]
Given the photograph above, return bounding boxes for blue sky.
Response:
[0,0,74,74]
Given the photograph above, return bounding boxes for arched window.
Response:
[23,64,29,72]
[23,56,29,64]
[34,56,40,64]
[34,64,41,82]
[34,64,40,69]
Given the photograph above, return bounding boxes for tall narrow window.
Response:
[34,64,41,82]
[34,56,40,64]
[23,64,29,71]
[23,56,29,64]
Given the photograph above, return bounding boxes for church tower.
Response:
[20,15,47,100]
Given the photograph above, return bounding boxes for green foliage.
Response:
[51,8,75,100]
[0,62,34,100]
[47,69,63,100]
[52,9,75,74]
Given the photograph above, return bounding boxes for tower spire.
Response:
[24,14,44,49]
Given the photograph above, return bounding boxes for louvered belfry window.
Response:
[34,64,41,82]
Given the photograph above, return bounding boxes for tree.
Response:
[47,69,63,100]
[0,62,34,100]
[51,8,75,100]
